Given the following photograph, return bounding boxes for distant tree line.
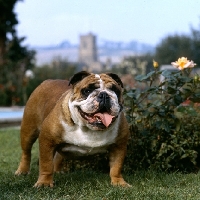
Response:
[118,22,200,83]
[26,59,77,100]
[0,0,200,106]
[155,24,200,66]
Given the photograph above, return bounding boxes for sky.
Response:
[15,0,200,47]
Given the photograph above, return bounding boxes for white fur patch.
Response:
[60,115,121,155]
[68,98,89,126]
[95,74,104,89]
[95,74,100,79]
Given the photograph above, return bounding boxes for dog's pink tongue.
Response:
[94,113,114,127]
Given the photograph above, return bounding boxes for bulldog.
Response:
[15,71,130,187]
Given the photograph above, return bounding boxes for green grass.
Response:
[1,128,200,200]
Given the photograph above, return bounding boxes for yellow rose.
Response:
[171,57,196,70]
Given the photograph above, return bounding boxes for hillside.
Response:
[34,40,155,66]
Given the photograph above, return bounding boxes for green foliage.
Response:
[190,23,200,68]
[112,54,154,76]
[124,65,200,172]
[155,35,192,65]
[155,20,200,67]
[26,59,77,99]
[0,0,20,33]
[0,37,35,106]
[0,0,36,106]
[0,0,21,64]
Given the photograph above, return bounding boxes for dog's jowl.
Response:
[15,71,130,187]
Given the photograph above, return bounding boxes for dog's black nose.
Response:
[97,92,111,111]
[98,92,109,103]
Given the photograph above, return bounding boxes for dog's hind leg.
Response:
[53,152,64,173]
[15,120,39,175]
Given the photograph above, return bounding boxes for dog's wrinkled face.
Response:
[68,71,124,130]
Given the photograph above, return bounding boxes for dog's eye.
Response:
[81,88,94,97]
[110,85,121,99]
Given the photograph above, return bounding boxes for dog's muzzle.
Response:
[77,92,119,130]
[97,92,111,112]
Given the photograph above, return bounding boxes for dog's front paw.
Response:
[33,175,54,188]
[111,177,131,187]
[15,166,30,175]
[34,181,54,188]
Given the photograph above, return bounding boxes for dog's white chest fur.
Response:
[60,118,120,155]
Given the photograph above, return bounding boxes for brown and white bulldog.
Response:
[15,71,130,187]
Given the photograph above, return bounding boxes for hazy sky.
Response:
[15,0,200,47]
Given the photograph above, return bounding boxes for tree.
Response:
[155,34,193,65]
[0,0,20,65]
[0,0,36,106]
[190,22,200,67]
[155,18,200,67]
[112,54,155,79]
[26,58,77,99]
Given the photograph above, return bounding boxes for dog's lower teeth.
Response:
[96,117,101,121]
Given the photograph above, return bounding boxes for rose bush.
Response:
[124,57,200,172]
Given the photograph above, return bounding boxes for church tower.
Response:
[79,33,98,66]
[78,33,103,72]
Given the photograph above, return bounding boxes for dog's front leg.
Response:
[34,132,55,188]
[109,143,130,187]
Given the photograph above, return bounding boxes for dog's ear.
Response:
[106,73,123,88]
[69,71,91,86]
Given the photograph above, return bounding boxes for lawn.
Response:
[1,128,200,200]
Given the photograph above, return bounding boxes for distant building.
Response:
[78,33,103,72]
[79,33,97,64]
